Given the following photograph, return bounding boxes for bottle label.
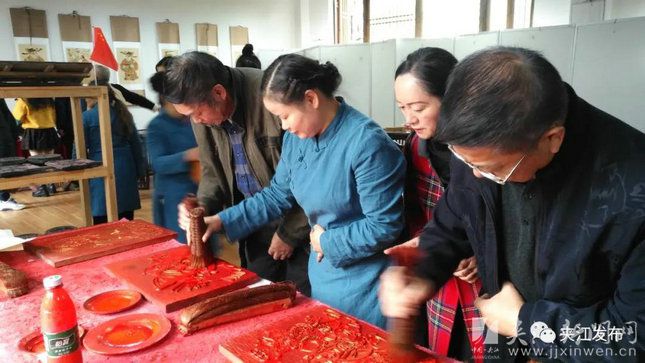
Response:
[43,325,79,357]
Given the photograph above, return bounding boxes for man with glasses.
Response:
[380,47,645,361]
[164,52,311,296]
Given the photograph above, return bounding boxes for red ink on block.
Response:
[106,246,259,312]
[219,305,440,362]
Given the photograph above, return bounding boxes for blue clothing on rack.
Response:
[220,100,405,328]
[83,105,144,216]
[146,110,198,242]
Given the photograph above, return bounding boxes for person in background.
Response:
[386,47,482,361]
[147,57,198,242]
[83,65,145,225]
[235,44,261,69]
[193,54,405,328]
[166,51,311,296]
[0,99,25,211]
[380,47,645,361]
[12,97,59,197]
[84,67,158,112]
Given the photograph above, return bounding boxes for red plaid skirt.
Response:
[405,134,483,362]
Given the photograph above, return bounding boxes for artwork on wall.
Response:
[196,23,218,57]
[110,16,144,92]
[229,26,249,66]
[159,45,180,58]
[15,41,49,62]
[59,13,93,63]
[157,21,180,59]
[115,45,141,84]
[10,8,51,62]
[62,42,92,63]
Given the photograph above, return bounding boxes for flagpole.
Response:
[92,62,97,87]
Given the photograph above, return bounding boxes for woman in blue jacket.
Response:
[83,66,145,224]
[147,68,198,242]
[197,54,405,328]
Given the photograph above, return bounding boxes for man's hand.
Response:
[178,202,193,243]
[268,233,294,260]
[379,266,434,318]
[383,236,419,255]
[453,256,479,283]
[475,282,525,337]
[201,214,223,243]
[310,224,325,262]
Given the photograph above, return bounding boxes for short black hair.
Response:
[436,46,568,152]
[156,56,175,71]
[395,47,457,98]
[164,51,231,105]
[261,54,341,104]
[235,44,261,69]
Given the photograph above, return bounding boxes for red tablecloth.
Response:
[0,240,319,362]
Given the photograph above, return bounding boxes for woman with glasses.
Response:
[385,47,483,362]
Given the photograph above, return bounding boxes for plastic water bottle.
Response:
[40,275,83,362]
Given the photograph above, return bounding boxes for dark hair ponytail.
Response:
[395,47,457,98]
[236,44,261,69]
[261,54,341,104]
[107,87,136,136]
[150,71,166,105]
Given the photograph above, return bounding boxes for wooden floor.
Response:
[0,185,240,266]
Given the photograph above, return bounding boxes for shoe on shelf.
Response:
[63,181,79,192]
[0,198,25,211]
[47,184,57,195]
[32,185,49,198]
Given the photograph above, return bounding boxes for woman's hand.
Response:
[202,215,223,242]
[177,202,222,245]
[310,224,325,262]
[453,256,478,283]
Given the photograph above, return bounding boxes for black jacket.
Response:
[0,99,19,158]
[417,86,645,361]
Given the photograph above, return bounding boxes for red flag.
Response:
[90,27,118,71]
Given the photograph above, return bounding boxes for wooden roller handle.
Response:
[387,247,424,360]
[183,194,213,268]
[179,282,297,335]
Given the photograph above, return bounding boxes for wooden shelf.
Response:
[0,86,104,99]
[0,85,118,225]
[0,166,111,189]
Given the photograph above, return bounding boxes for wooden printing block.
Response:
[0,261,29,298]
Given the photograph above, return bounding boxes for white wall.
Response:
[300,0,334,48]
[572,17,645,132]
[533,0,571,26]
[421,0,480,38]
[0,0,301,129]
[570,0,606,25]
[605,0,645,19]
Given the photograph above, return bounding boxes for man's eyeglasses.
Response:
[447,144,525,185]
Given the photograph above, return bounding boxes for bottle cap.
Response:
[43,275,63,289]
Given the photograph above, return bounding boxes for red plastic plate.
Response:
[83,313,171,355]
[18,326,85,355]
[83,289,142,314]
